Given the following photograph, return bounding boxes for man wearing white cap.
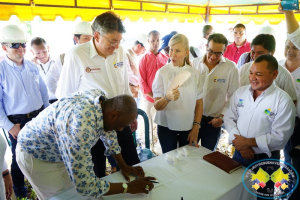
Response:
[0,24,49,198]
[45,21,93,98]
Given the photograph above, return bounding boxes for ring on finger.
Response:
[145,185,149,190]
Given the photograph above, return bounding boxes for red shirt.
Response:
[139,51,168,103]
[223,40,251,64]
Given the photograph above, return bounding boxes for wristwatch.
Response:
[122,183,128,193]
[219,115,224,123]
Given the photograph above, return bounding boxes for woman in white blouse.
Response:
[152,34,203,153]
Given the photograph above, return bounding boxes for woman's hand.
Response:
[166,85,180,101]
[187,125,200,147]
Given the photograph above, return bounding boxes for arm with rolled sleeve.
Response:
[45,56,62,96]
[152,69,164,99]
[139,57,152,95]
[221,66,239,115]
[255,98,296,157]
[224,90,241,144]
[55,53,83,99]
[39,75,50,108]
[280,70,297,101]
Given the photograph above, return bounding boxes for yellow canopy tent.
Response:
[0,0,299,24]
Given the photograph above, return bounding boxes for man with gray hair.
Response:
[16,89,155,199]
[55,11,140,178]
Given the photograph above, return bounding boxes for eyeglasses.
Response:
[206,48,224,57]
[6,43,26,49]
[101,35,124,47]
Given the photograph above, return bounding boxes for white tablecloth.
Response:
[49,145,256,200]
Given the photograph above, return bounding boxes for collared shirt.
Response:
[0,56,49,131]
[278,59,300,97]
[223,40,251,64]
[287,26,300,50]
[37,56,56,100]
[224,84,295,157]
[139,51,168,103]
[152,63,203,130]
[18,89,120,198]
[192,55,239,117]
[125,48,139,86]
[45,54,64,98]
[55,40,131,99]
[237,52,252,69]
[239,61,297,100]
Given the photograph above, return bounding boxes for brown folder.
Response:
[203,151,242,174]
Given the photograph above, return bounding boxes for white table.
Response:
[49,146,256,200]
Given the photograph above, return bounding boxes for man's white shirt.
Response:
[45,55,64,98]
[239,61,297,101]
[192,55,239,117]
[55,40,131,99]
[37,56,56,100]
[224,84,296,157]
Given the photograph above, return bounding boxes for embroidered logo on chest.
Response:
[264,108,276,119]
[113,61,123,68]
[237,99,244,107]
[213,77,226,83]
[85,67,101,73]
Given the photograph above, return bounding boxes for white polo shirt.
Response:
[278,59,300,97]
[55,40,131,99]
[37,57,56,100]
[224,84,296,157]
[152,63,203,131]
[45,54,64,99]
[239,61,297,101]
[192,55,239,117]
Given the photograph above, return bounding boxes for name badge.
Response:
[85,67,101,73]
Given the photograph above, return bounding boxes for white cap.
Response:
[137,34,149,49]
[0,24,26,43]
[74,22,93,36]
[258,26,276,36]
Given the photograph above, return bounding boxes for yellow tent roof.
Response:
[0,0,299,24]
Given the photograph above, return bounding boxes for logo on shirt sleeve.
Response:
[237,99,244,107]
[113,61,123,68]
[213,77,226,83]
[297,78,300,83]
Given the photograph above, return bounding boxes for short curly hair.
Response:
[92,11,126,35]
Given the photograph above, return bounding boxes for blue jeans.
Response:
[197,118,221,151]
[157,125,190,153]
[8,116,33,198]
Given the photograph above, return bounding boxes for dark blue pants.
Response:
[197,118,221,151]
[8,116,32,198]
[157,125,190,154]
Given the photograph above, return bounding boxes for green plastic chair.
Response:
[132,108,150,149]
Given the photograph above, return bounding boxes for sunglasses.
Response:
[6,43,26,49]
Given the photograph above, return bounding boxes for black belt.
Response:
[201,116,215,121]
[253,150,280,159]
[8,106,43,119]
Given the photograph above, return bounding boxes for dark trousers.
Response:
[197,117,221,151]
[157,125,190,154]
[49,99,58,104]
[91,126,140,178]
[7,116,33,198]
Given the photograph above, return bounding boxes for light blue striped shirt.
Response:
[0,56,49,131]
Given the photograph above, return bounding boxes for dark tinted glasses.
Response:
[6,43,26,49]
